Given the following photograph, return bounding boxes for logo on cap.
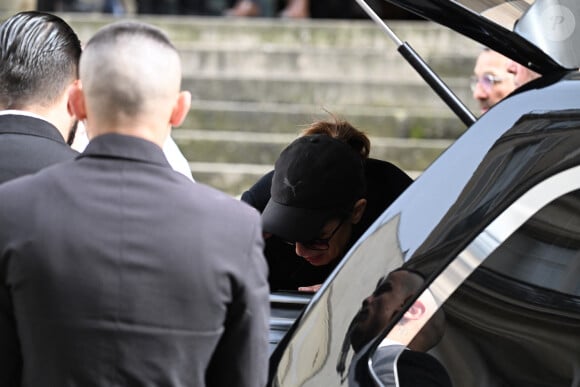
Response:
[283,177,302,197]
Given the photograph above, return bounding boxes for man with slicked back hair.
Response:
[0,11,81,184]
[0,12,195,183]
[0,21,269,387]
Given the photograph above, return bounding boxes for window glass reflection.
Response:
[425,189,579,386]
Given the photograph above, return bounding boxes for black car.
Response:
[268,1,580,386]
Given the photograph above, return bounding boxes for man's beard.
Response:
[66,120,79,146]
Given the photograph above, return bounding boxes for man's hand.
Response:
[298,284,321,292]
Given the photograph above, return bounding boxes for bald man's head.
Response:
[75,21,189,143]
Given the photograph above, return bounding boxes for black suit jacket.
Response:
[0,134,270,387]
[0,113,78,184]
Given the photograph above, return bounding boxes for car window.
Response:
[407,109,580,280]
[369,167,580,386]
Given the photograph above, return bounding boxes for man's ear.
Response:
[68,81,86,120]
[350,198,367,224]
[169,91,191,127]
[403,299,426,320]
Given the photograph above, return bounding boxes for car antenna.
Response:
[354,0,476,127]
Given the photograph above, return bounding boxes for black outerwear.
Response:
[0,134,270,387]
[347,343,453,386]
[372,346,453,387]
[241,158,413,290]
[0,113,78,184]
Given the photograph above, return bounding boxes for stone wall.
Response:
[0,0,36,12]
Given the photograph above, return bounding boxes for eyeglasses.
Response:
[285,218,345,251]
[470,74,506,92]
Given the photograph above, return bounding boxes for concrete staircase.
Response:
[63,13,481,196]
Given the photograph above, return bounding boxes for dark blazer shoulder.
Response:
[0,115,78,184]
[365,158,413,195]
[355,159,413,232]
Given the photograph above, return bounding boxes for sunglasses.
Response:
[470,74,507,92]
[285,218,345,251]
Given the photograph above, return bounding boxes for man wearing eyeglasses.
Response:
[471,48,516,115]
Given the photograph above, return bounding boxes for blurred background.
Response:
[0,0,480,196]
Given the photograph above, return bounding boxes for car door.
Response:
[269,81,580,386]
[363,167,580,386]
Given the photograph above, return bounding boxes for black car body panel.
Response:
[270,69,580,387]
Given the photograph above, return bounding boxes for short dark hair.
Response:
[0,11,81,109]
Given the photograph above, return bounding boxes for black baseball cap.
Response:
[262,134,366,242]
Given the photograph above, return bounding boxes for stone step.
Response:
[172,129,451,170]
[189,162,272,198]
[187,162,286,197]
[183,76,477,110]
[49,12,479,196]
[178,45,476,80]
[180,100,468,139]
[188,161,422,198]
[63,15,481,81]
[62,14,480,53]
